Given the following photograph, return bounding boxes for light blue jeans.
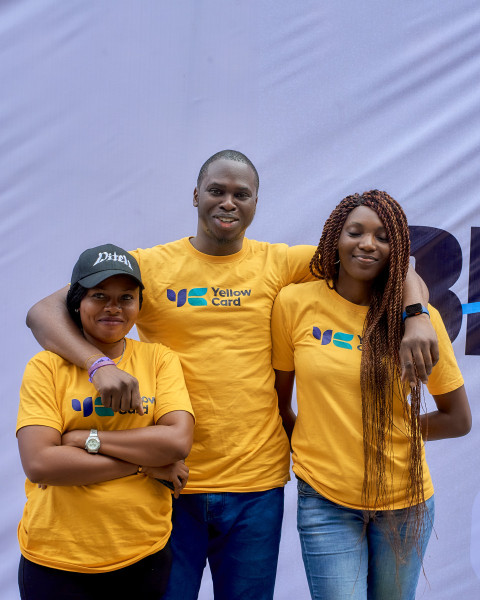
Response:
[163,487,284,600]
[297,478,434,600]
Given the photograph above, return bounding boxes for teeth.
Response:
[218,217,235,222]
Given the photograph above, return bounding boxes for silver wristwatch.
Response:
[85,429,101,454]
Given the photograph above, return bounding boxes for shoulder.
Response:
[128,338,181,365]
[130,238,186,262]
[246,239,314,256]
[275,281,326,314]
[25,350,70,371]
[278,279,325,300]
[22,351,74,388]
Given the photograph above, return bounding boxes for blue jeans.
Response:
[297,479,434,600]
[163,488,284,600]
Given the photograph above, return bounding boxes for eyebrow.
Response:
[208,181,252,192]
[347,221,386,229]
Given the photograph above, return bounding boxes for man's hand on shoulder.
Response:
[92,366,143,415]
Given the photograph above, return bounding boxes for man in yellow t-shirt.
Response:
[26,150,437,600]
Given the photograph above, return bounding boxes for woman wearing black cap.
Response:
[16,244,194,600]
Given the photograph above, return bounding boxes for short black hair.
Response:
[66,281,143,331]
[197,149,259,192]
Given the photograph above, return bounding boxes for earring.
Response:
[334,259,340,265]
[75,308,79,313]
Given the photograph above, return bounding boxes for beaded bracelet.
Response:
[88,356,116,382]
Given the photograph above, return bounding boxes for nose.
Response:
[219,194,236,210]
[105,298,121,312]
[358,233,376,250]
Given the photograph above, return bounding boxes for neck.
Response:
[84,335,126,360]
[189,234,245,256]
[335,274,372,306]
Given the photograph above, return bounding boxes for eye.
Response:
[91,292,105,299]
[209,188,222,196]
[121,294,134,301]
[347,231,361,237]
[377,235,389,243]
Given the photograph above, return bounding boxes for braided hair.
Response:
[311,190,425,549]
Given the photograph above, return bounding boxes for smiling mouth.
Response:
[99,319,124,324]
[353,255,378,263]
[214,216,238,227]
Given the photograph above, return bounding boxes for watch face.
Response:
[86,437,101,452]
[406,303,423,316]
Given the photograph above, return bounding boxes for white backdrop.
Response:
[1,1,479,598]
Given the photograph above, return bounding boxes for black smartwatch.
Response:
[402,303,429,321]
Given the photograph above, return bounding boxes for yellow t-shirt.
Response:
[17,338,194,573]
[271,280,464,510]
[131,238,314,493]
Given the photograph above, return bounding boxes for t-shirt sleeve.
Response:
[152,346,195,423]
[426,306,464,396]
[271,289,295,372]
[285,245,316,284]
[17,354,63,435]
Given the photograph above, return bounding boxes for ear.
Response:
[193,188,199,207]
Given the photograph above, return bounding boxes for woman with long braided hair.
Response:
[272,190,471,600]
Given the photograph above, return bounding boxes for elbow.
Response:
[171,434,193,461]
[23,461,51,484]
[456,413,472,437]
[25,305,35,329]
[447,412,472,438]
[26,302,44,333]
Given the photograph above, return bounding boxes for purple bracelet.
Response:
[88,357,116,382]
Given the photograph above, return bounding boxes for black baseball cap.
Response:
[71,243,144,289]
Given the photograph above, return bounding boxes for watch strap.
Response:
[402,304,429,321]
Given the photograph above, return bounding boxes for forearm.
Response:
[23,445,137,486]
[280,407,296,443]
[421,386,472,441]
[63,420,193,467]
[421,411,468,441]
[98,427,191,466]
[274,369,296,444]
[26,287,101,369]
[403,265,429,307]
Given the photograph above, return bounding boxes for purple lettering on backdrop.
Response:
[409,226,463,342]
[467,227,480,355]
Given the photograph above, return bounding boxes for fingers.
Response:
[92,366,142,414]
[401,315,439,385]
[400,346,435,386]
[430,340,440,368]
[172,476,183,499]
[171,463,189,499]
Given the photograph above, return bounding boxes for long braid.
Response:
[310,190,426,555]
